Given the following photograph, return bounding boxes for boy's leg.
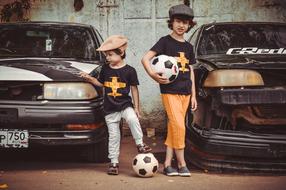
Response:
[165,146,174,167]
[121,107,152,153]
[161,94,189,149]
[163,146,179,176]
[121,107,143,145]
[105,112,122,164]
[174,149,186,168]
[161,94,191,175]
[174,149,191,176]
[175,95,191,176]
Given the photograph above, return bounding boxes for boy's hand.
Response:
[80,72,103,87]
[151,72,169,84]
[191,96,197,111]
[134,107,141,118]
[80,72,92,81]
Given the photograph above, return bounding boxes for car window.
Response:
[0,25,99,60]
[197,24,286,55]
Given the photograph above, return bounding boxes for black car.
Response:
[0,22,108,162]
[186,22,286,172]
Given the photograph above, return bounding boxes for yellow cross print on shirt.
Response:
[104,77,126,98]
[176,52,190,73]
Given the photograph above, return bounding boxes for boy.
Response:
[81,35,151,175]
[141,4,197,177]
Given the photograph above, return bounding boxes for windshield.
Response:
[0,25,99,60]
[197,24,286,56]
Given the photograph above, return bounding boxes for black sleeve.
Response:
[129,67,139,86]
[98,65,105,84]
[150,37,165,55]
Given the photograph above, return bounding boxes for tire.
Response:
[82,121,123,162]
[81,128,109,163]
[82,137,109,163]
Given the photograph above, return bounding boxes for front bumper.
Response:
[0,99,107,147]
[29,126,107,146]
[185,124,286,172]
[0,99,104,124]
[0,125,107,147]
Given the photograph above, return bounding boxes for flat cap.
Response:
[96,35,128,52]
[169,4,194,18]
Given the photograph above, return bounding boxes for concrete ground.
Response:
[0,135,286,190]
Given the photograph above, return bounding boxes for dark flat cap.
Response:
[169,4,194,18]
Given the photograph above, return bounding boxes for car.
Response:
[0,21,108,162]
[186,22,286,172]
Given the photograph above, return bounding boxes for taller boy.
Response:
[141,4,197,176]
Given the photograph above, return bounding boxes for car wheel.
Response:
[81,127,109,163]
[82,137,109,163]
[82,121,123,162]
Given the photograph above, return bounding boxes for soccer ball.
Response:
[132,153,159,177]
[150,55,179,83]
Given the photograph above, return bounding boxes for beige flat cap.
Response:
[96,35,128,52]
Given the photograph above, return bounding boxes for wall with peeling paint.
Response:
[1,0,285,130]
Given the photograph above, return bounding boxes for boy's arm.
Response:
[89,77,104,87]
[80,72,103,87]
[190,65,196,97]
[141,51,169,84]
[141,51,157,77]
[190,65,197,111]
[131,85,140,118]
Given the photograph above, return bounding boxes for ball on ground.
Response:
[132,153,159,177]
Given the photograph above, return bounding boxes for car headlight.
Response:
[203,69,264,87]
[43,82,98,100]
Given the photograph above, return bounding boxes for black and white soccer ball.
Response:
[132,153,159,177]
[150,55,179,83]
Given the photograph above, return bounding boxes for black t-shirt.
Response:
[150,35,196,95]
[98,64,139,115]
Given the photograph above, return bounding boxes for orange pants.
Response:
[161,94,191,149]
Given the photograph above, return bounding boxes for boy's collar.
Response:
[108,62,127,69]
[169,34,185,43]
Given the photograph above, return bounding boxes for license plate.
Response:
[0,129,29,148]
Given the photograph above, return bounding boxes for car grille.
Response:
[0,82,43,101]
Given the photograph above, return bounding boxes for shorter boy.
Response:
[81,35,151,175]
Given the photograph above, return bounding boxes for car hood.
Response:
[0,58,101,81]
[197,55,286,70]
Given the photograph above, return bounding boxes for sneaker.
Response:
[137,143,152,153]
[178,166,191,177]
[163,166,179,176]
[107,163,119,175]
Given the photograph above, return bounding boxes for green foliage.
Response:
[0,0,31,22]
